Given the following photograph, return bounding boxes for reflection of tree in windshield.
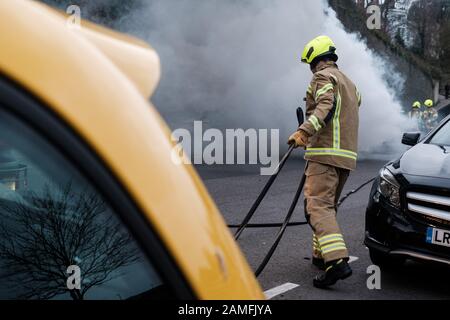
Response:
[0,183,139,300]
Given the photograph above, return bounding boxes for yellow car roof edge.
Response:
[40,3,161,99]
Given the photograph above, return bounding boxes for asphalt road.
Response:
[196,157,450,300]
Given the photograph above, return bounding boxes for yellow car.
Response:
[0,0,263,300]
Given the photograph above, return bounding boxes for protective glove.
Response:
[288,130,309,148]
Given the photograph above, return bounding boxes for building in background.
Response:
[355,0,386,6]
[355,0,417,48]
[0,158,27,192]
[385,0,417,48]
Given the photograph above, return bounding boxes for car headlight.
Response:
[377,167,401,208]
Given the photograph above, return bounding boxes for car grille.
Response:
[406,192,450,228]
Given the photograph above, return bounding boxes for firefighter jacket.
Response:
[409,109,422,120]
[422,108,438,121]
[299,61,361,171]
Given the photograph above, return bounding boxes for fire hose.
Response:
[228,107,376,277]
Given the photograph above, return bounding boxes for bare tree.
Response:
[440,21,450,81]
[408,0,447,59]
[0,183,140,300]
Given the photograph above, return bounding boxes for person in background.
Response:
[422,99,438,132]
[409,101,422,131]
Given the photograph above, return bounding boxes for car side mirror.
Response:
[402,132,421,146]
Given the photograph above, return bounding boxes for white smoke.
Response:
[112,0,412,158]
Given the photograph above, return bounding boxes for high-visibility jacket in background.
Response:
[409,109,421,120]
[299,61,360,171]
[422,107,439,131]
[423,107,438,122]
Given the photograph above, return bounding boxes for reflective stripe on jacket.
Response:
[299,61,360,171]
[422,108,438,120]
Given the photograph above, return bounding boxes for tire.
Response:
[369,249,405,268]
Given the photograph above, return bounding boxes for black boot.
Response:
[312,257,326,271]
[313,258,352,289]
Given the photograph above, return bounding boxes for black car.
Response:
[365,115,450,267]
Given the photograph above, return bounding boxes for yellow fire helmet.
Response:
[301,35,337,64]
[412,101,421,108]
[424,99,434,107]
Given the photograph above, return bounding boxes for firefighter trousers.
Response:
[304,161,350,263]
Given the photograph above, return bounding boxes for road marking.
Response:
[264,258,357,299]
[264,282,299,299]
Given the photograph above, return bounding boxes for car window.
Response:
[0,109,171,300]
[429,119,450,147]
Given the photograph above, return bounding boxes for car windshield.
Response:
[429,119,450,146]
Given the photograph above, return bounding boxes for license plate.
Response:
[426,227,450,248]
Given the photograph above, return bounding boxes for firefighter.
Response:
[409,101,422,131]
[409,101,421,119]
[288,35,360,288]
[422,99,438,131]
